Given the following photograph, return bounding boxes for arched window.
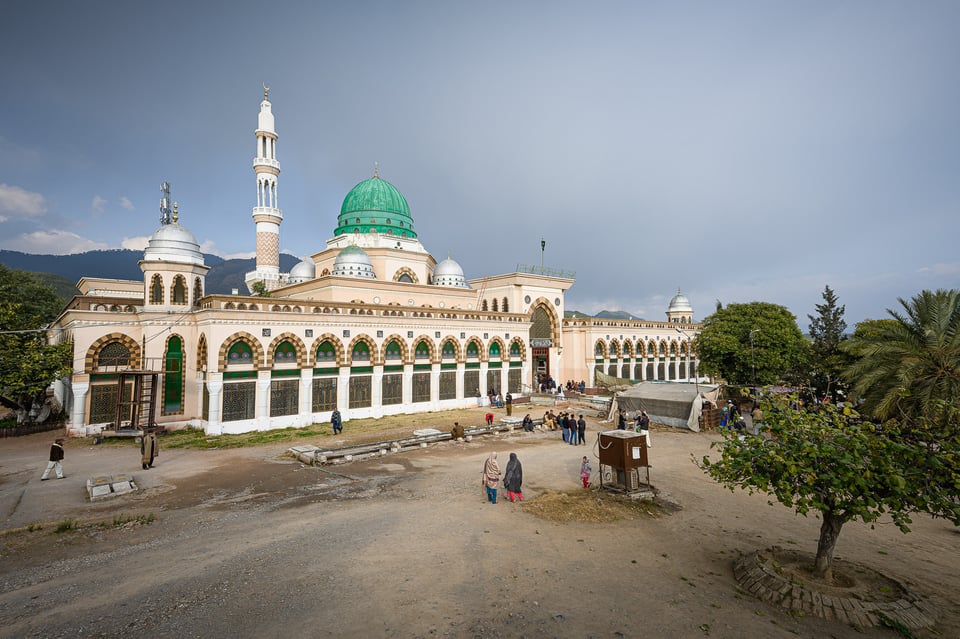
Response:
[466,342,479,359]
[150,274,163,304]
[502,297,509,312]
[481,300,488,311]
[595,342,604,357]
[193,277,203,306]
[509,342,521,357]
[274,340,297,364]
[227,341,254,364]
[414,341,430,359]
[398,273,413,283]
[492,298,499,312]
[441,340,456,359]
[316,341,337,364]
[171,275,187,305]
[352,342,370,362]
[97,342,131,369]
[385,341,402,361]
[489,342,501,359]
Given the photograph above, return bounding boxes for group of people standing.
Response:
[540,411,587,445]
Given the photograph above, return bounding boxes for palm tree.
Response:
[843,289,960,431]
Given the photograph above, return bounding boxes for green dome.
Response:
[334,172,417,238]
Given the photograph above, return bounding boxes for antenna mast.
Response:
[159,182,172,225]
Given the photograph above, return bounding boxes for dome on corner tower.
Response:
[143,222,204,266]
[668,289,693,313]
[289,258,315,283]
[432,258,469,288]
[332,244,376,279]
[334,168,417,239]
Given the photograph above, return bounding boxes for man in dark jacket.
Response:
[41,438,65,480]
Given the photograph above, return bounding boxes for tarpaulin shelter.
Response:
[608,382,720,431]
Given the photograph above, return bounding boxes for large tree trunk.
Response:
[814,512,846,581]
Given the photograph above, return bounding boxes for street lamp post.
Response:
[749,328,759,393]
[675,327,699,395]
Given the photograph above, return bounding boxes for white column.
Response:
[431,362,441,408]
[206,377,223,435]
[338,368,351,414]
[300,369,313,425]
[402,364,414,405]
[256,372,271,430]
[372,365,384,418]
[70,381,89,434]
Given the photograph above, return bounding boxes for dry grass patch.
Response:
[521,489,672,523]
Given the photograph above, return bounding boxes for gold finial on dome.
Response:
[263,83,270,100]
[373,161,379,179]
[172,202,179,224]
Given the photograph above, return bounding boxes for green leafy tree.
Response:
[807,285,849,401]
[698,397,960,580]
[695,302,809,386]
[0,266,73,419]
[250,281,271,297]
[843,289,960,430]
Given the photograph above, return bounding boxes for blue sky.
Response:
[2,1,958,326]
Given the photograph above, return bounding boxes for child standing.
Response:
[579,455,592,489]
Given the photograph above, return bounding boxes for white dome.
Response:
[289,258,315,283]
[432,257,469,288]
[332,245,375,279]
[668,289,693,313]
[143,223,205,266]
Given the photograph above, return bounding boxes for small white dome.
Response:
[432,257,469,288]
[332,245,375,279]
[289,258,315,283]
[668,288,693,313]
[143,223,204,266]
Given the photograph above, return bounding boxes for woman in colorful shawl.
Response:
[503,452,523,502]
[481,451,501,504]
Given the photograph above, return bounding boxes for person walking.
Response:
[569,414,579,445]
[481,451,501,504]
[503,452,523,502]
[331,409,343,435]
[40,438,65,480]
[140,428,160,469]
[579,455,592,489]
[505,392,513,416]
[577,414,587,446]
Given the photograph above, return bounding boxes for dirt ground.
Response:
[1,410,958,639]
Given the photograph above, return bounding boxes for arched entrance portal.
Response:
[529,302,559,390]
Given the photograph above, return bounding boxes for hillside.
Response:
[0,250,299,296]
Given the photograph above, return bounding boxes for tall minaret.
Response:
[245,84,283,293]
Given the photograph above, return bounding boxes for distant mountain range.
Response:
[3,249,643,320]
[0,249,299,299]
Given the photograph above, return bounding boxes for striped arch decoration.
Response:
[196,333,208,371]
[347,334,379,365]
[266,332,307,367]
[310,333,345,367]
[84,333,142,373]
[609,339,621,358]
[465,336,485,362]
[622,340,634,359]
[392,267,420,284]
[594,339,608,359]
[380,334,410,364]
[528,297,561,343]
[487,336,506,360]
[217,331,266,371]
[508,336,527,361]
[412,336,438,363]
[440,337,461,363]
[648,340,657,357]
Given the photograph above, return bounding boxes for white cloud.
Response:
[0,183,47,217]
[0,215,7,223]
[1,230,109,255]
[917,263,960,277]
[121,236,150,251]
[91,195,106,215]
[119,196,135,211]
[199,240,255,259]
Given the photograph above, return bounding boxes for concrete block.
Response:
[111,481,134,494]
[90,484,112,499]
[91,476,113,486]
